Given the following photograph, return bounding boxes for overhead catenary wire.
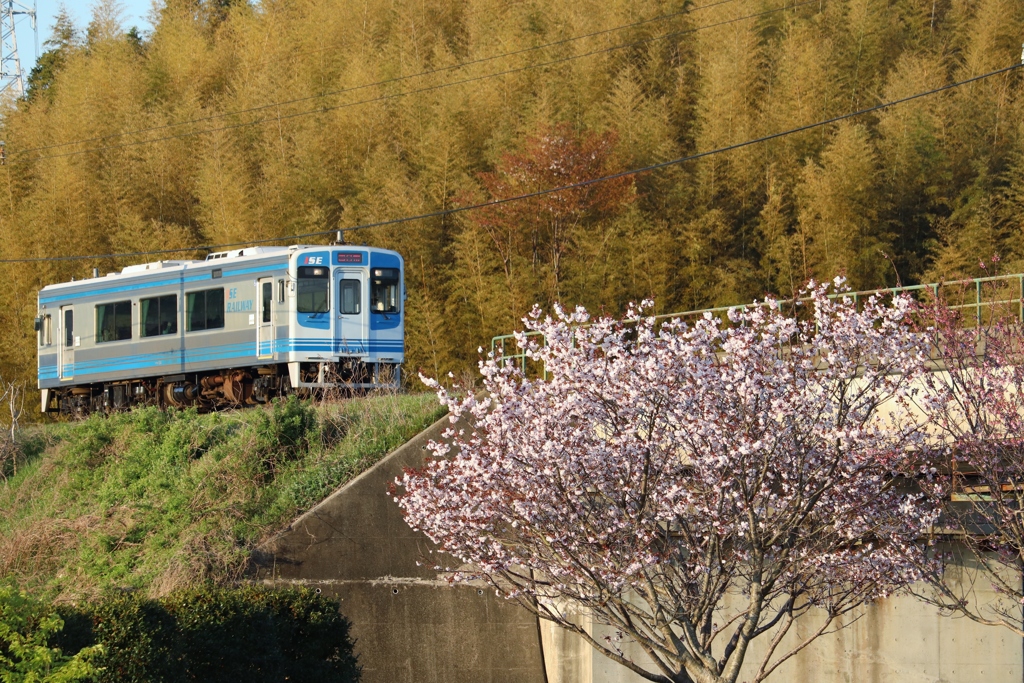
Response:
[15,0,749,156]
[17,0,817,163]
[1,60,1020,265]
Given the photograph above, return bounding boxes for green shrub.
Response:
[74,594,179,683]
[56,586,359,683]
[0,584,100,683]
[245,396,318,480]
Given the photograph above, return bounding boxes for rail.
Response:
[489,273,1024,377]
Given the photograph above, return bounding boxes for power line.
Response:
[2,61,1018,265]
[19,0,815,163]
[14,0,747,156]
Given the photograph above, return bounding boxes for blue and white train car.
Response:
[35,245,405,414]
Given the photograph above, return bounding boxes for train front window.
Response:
[96,301,132,343]
[370,268,399,314]
[297,266,329,313]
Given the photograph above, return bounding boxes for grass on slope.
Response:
[0,393,446,601]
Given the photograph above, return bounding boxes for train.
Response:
[35,244,405,415]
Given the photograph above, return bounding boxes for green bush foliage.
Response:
[0,584,100,683]
[53,587,359,683]
[0,395,446,600]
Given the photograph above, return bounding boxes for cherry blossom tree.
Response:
[912,290,1024,635]
[397,281,938,683]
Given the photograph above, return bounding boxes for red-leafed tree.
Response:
[397,281,939,683]
[469,124,634,314]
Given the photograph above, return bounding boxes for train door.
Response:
[257,277,274,359]
[334,269,366,355]
[59,305,74,380]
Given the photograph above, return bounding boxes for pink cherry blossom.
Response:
[912,295,1024,636]
[397,281,938,683]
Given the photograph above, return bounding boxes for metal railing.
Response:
[490,273,1024,376]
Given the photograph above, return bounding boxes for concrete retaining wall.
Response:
[250,412,547,683]
[545,590,1022,683]
[253,409,1023,683]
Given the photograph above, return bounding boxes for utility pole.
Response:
[0,0,35,98]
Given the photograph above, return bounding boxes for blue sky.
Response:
[14,0,155,76]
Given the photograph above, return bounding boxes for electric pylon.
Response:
[0,0,35,98]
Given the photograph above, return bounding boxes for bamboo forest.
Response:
[1,0,1023,392]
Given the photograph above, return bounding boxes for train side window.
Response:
[186,288,225,332]
[261,282,272,323]
[277,279,285,304]
[96,301,132,343]
[64,310,73,347]
[38,315,52,346]
[141,294,178,337]
[339,280,361,314]
[370,268,400,314]
[35,315,51,348]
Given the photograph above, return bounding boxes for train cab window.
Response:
[370,268,400,314]
[339,280,361,315]
[297,266,329,313]
[261,282,273,323]
[96,301,132,343]
[186,288,225,332]
[141,294,178,337]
